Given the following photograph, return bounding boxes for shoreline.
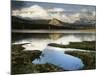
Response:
[12,29,96,33]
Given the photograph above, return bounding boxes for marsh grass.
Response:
[11,41,96,74]
[48,41,96,51]
[11,44,63,74]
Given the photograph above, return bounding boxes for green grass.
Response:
[48,41,96,51]
[11,41,96,74]
[11,44,63,74]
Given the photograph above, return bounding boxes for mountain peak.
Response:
[49,18,63,26]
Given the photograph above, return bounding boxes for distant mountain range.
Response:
[12,16,95,30]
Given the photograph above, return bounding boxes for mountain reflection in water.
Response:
[13,33,95,50]
[12,33,95,70]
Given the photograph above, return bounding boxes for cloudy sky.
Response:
[12,1,96,23]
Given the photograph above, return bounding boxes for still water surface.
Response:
[13,33,95,51]
[12,33,95,70]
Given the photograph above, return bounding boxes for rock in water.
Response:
[32,46,84,70]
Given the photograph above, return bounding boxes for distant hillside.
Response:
[12,16,95,30]
[49,18,64,26]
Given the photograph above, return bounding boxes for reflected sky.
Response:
[32,46,84,70]
[13,33,95,50]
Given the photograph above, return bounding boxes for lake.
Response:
[12,32,95,70]
[32,46,84,70]
[13,33,95,51]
